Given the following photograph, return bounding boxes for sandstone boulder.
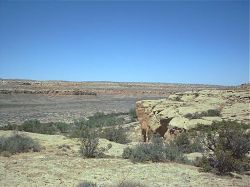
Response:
[136,90,250,142]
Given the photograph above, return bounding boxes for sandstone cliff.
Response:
[136,90,250,141]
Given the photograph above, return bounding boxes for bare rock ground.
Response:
[136,89,250,141]
[0,130,249,187]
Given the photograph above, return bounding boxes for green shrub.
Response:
[199,120,250,174]
[175,96,182,101]
[206,109,221,117]
[1,120,71,135]
[184,109,221,119]
[173,133,190,153]
[87,112,125,128]
[101,126,130,144]
[164,142,187,163]
[172,133,203,153]
[129,143,154,163]
[71,113,125,138]
[0,133,41,154]
[76,181,97,187]
[79,123,104,158]
[122,147,133,159]
[193,156,213,172]
[21,120,58,135]
[54,122,70,133]
[116,181,148,187]
[194,93,199,97]
[70,119,88,138]
[0,123,18,130]
[129,108,137,122]
[124,135,186,163]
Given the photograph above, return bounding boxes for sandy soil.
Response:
[0,131,249,187]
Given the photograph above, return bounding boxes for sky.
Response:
[0,0,249,86]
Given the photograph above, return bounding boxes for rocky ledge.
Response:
[136,89,250,142]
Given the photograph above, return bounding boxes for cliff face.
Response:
[136,90,250,142]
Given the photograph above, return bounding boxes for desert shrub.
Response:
[172,133,203,153]
[184,109,221,119]
[188,137,204,153]
[101,126,130,144]
[164,142,187,163]
[87,112,125,128]
[71,113,125,137]
[199,120,250,174]
[79,123,104,158]
[129,143,154,163]
[0,123,18,130]
[122,147,133,159]
[194,93,199,97]
[124,135,186,163]
[21,120,59,135]
[175,97,181,101]
[173,133,190,152]
[71,113,126,138]
[70,118,88,138]
[1,151,12,157]
[54,122,70,133]
[127,135,165,163]
[76,181,97,187]
[2,120,71,135]
[193,156,213,172]
[206,109,221,117]
[129,108,137,122]
[116,181,148,187]
[0,133,41,154]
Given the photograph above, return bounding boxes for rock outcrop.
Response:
[136,90,250,142]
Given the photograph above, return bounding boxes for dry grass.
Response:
[0,130,249,187]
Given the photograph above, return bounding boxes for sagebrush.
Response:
[0,133,41,155]
[197,121,250,174]
[123,135,187,163]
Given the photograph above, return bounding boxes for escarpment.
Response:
[136,89,250,142]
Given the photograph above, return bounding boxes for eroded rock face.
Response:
[136,89,250,142]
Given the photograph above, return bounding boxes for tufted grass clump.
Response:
[0,133,41,155]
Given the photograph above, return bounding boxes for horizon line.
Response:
[0,77,244,87]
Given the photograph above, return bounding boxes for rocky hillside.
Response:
[136,89,250,141]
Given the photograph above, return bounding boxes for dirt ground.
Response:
[0,94,163,126]
[0,131,249,187]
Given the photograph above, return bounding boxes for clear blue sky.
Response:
[0,0,249,85]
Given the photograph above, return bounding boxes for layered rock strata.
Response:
[136,90,250,142]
